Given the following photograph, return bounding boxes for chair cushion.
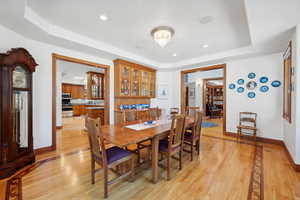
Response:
[159,139,180,152]
[184,131,193,141]
[106,146,131,165]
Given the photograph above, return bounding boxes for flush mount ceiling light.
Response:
[172,53,177,57]
[203,44,209,48]
[151,26,175,48]
[99,14,109,21]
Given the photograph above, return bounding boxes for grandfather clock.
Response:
[0,48,38,179]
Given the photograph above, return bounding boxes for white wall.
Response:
[226,53,284,140]
[0,24,114,149]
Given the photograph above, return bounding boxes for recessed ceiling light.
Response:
[203,44,209,48]
[200,16,214,24]
[172,53,177,57]
[99,14,109,21]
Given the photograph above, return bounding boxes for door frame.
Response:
[51,53,110,150]
[180,64,226,134]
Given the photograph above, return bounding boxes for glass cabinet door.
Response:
[120,65,131,96]
[12,66,29,152]
[131,68,140,96]
[149,72,155,97]
[89,72,104,99]
[141,71,150,96]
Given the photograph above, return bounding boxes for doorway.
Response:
[51,54,110,151]
[181,64,226,136]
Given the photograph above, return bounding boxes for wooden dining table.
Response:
[101,117,194,183]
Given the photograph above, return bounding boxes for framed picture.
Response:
[157,84,169,99]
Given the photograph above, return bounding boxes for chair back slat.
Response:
[86,117,107,166]
[169,115,186,150]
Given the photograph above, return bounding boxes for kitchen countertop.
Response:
[85,107,104,110]
[72,103,104,106]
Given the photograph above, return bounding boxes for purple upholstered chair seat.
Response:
[184,132,193,140]
[159,139,180,152]
[106,146,131,165]
[184,132,199,141]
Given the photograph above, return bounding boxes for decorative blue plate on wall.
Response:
[271,80,281,87]
[248,92,256,98]
[260,85,269,92]
[229,83,236,89]
[237,87,244,93]
[237,79,244,85]
[259,76,269,83]
[248,73,256,79]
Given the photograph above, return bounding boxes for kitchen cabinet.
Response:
[114,59,156,98]
[62,83,85,99]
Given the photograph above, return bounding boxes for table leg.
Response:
[152,136,159,183]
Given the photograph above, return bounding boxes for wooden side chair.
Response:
[185,106,200,119]
[170,107,179,115]
[159,114,186,180]
[86,118,135,198]
[148,107,160,120]
[184,111,203,161]
[122,110,151,164]
[121,110,137,124]
[236,112,257,141]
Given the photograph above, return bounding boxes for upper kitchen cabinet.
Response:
[87,71,104,100]
[114,59,156,98]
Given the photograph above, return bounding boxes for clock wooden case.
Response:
[0,48,38,179]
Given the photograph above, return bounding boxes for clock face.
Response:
[13,66,27,88]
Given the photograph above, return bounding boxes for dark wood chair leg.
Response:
[191,142,194,161]
[197,140,200,155]
[104,167,108,199]
[91,158,95,184]
[179,150,182,170]
[167,155,171,181]
[130,155,135,182]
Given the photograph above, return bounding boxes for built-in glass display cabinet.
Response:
[0,48,38,179]
[87,71,104,99]
[114,59,156,98]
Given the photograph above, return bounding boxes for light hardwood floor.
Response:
[3,116,300,200]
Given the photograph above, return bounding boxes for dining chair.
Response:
[148,107,160,120]
[236,112,257,141]
[170,107,179,115]
[122,110,151,164]
[184,111,203,161]
[122,110,137,123]
[159,114,186,180]
[86,117,135,198]
[185,106,200,119]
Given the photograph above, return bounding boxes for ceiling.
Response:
[0,0,299,69]
[28,0,251,63]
